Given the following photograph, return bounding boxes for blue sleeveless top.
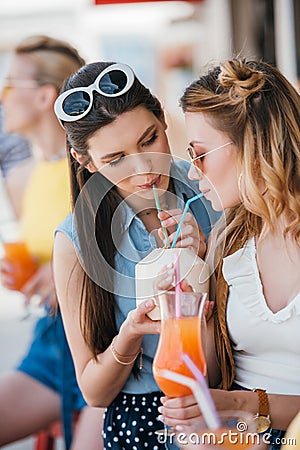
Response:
[56,159,219,394]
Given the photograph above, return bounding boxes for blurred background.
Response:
[0,0,299,448]
[0,0,299,157]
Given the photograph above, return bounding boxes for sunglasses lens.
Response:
[187,147,194,160]
[99,70,128,95]
[62,91,90,117]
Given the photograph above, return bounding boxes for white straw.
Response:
[198,292,207,320]
[161,369,221,430]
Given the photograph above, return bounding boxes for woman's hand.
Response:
[155,264,214,321]
[155,263,193,292]
[158,394,202,432]
[158,209,206,259]
[0,258,15,290]
[21,262,57,308]
[159,389,251,433]
[120,298,161,340]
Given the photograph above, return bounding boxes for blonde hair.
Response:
[180,58,300,255]
[15,35,85,92]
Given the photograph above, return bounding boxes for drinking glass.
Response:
[1,236,41,319]
[3,241,38,291]
[153,291,207,435]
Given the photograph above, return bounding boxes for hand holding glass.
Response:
[2,241,38,291]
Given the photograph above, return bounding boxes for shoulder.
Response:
[54,214,80,269]
[0,133,32,178]
[56,213,74,238]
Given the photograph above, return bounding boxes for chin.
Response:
[135,190,155,199]
[210,199,224,212]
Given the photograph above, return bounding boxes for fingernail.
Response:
[158,406,163,413]
[157,415,164,422]
[145,299,154,308]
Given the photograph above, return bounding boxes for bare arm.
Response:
[210,389,300,431]
[53,231,161,407]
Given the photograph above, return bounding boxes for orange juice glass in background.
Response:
[3,241,38,291]
[153,291,207,397]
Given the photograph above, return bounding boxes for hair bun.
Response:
[219,59,265,101]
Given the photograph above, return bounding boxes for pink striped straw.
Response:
[181,352,221,429]
[174,253,182,318]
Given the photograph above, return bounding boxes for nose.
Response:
[132,153,153,174]
[188,162,202,181]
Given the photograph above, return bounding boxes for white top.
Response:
[223,238,300,395]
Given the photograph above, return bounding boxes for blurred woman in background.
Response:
[0,35,103,450]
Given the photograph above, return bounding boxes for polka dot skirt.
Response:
[102,391,175,449]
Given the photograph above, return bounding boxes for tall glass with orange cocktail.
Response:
[153,291,207,397]
[2,241,38,291]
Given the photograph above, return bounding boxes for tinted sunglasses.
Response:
[1,79,39,99]
[187,141,233,166]
[54,63,135,122]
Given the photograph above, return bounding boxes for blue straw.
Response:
[171,193,204,249]
[152,183,171,248]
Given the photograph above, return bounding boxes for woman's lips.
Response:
[139,174,161,189]
[201,188,210,197]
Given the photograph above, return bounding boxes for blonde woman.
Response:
[0,36,103,449]
[158,59,300,449]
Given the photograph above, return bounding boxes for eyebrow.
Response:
[101,150,124,161]
[101,124,156,160]
[137,124,156,145]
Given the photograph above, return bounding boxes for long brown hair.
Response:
[60,62,166,359]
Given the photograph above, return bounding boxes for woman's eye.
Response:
[143,133,158,147]
[109,154,125,166]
